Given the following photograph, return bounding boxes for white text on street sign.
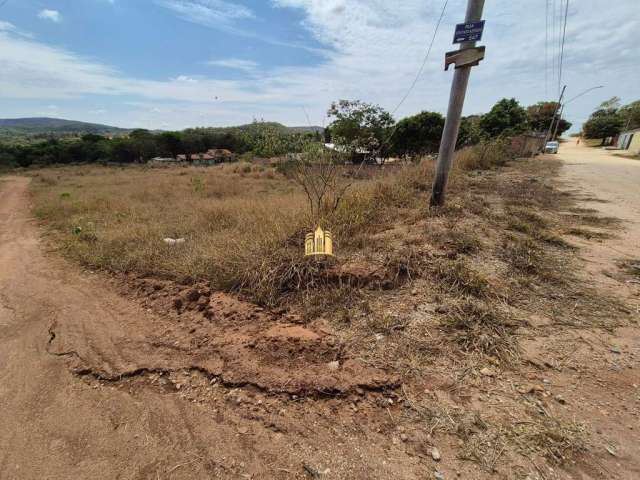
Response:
[453,20,485,44]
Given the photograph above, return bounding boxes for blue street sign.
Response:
[453,20,485,44]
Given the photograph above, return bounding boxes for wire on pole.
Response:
[558,0,570,95]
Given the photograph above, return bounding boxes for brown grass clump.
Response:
[509,417,588,464]
[441,298,519,360]
[432,258,490,297]
[500,236,555,278]
[565,227,613,240]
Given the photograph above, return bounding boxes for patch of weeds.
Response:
[190,176,205,194]
[300,285,361,322]
[507,207,549,228]
[509,417,588,464]
[565,227,613,240]
[365,311,409,334]
[60,192,71,199]
[430,223,482,255]
[620,259,640,279]
[501,236,548,276]
[441,298,519,360]
[432,258,489,297]
[383,246,428,286]
[534,231,575,249]
[565,213,620,228]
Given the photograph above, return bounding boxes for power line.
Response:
[558,0,569,95]
[555,0,563,94]
[551,0,556,87]
[389,0,449,115]
[545,0,549,98]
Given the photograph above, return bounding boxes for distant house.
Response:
[175,149,236,165]
[206,149,235,162]
[617,128,640,155]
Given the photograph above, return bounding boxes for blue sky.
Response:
[0,0,638,131]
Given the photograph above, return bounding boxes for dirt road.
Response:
[557,142,640,296]
[0,176,231,479]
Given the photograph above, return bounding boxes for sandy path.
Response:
[553,143,640,479]
[558,142,640,268]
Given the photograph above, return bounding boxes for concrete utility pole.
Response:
[430,0,486,207]
[551,103,565,141]
[545,85,566,144]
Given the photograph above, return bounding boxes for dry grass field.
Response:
[25,149,637,478]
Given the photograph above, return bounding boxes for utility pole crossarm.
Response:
[430,0,486,208]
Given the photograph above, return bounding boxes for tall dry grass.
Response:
[30,161,433,305]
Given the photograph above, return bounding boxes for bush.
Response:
[454,139,513,171]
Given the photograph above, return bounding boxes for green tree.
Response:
[583,108,624,144]
[526,101,572,136]
[390,111,444,157]
[327,100,394,161]
[479,98,528,138]
[457,115,484,148]
[157,132,183,157]
[619,100,640,130]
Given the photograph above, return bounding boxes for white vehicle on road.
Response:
[544,141,559,154]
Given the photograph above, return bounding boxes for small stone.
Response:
[610,346,622,354]
[554,395,567,405]
[435,305,448,314]
[400,433,408,442]
[434,471,445,480]
[480,367,495,377]
[327,361,340,371]
[431,447,441,461]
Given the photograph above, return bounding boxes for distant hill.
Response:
[0,117,130,136]
[185,122,323,135]
[0,118,323,144]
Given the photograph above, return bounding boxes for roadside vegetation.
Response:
[30,137,629,475]
[19,95,637,477]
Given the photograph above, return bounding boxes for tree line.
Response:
[0,123,321,168]
[325,97,572,160]
[0,96,577,168]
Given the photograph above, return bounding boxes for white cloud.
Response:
[155,0,253,29]
[0,20,15,31]
[173,75,199,83]
[38,9,62,23]
[206,58,258,72]
[2,0,638,131]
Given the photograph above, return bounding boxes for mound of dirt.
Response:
[48,276,399,395]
